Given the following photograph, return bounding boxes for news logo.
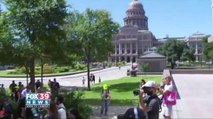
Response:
[26,93,51,108]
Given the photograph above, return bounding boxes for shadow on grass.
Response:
[83,98,138,106]
[91,82,139,93]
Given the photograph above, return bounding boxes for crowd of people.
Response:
[0,78,83,119]
[0,74,176,119]
[117,75,176,119]
[82,74,102,87]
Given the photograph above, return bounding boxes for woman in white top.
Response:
[159,76,174,119]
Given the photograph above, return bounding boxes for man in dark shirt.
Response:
[9,81,17,100]
[139,81,160,119]
[35,80,41,89]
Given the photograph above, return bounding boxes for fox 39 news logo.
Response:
[26,93,51,108]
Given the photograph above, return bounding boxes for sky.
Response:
[1,0,213,38]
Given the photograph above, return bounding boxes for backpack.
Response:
[145,95,162,112]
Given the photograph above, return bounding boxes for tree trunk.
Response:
[25,65,29,86]
[41,59,43,86]
[87,59,91,90]
[29,57,35,92]
[87,40,91,90]
[171,62,175,69]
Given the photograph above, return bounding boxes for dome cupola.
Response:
[124,0,148,30]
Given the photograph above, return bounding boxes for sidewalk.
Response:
[90,105,178,119]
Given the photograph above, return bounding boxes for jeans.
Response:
[101,99,110,115]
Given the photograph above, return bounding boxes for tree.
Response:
[203,36,213,61]
[0,11,14,65]
[180,48,195,62]
[4,0,68,91]
[157,39,194,69]
[141,63,149,76]
[67,9,119,90]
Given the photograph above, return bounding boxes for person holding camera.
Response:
[139,81,160,119]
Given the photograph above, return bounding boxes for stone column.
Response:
[136,42,138,54]
[119,43,121,55]
[115,44,117,55]
[125,43,127,54]
[130,43,132,54]
[195,42,199,62]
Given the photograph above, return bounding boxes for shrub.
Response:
[63,91,92,119]
[56,67,70,73]
[74,63,86,70]
[43,64,55,74]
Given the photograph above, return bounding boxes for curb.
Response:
[0,68,104,78]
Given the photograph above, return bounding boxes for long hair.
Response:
[49,102,58,119]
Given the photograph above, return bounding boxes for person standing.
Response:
[99,77,101,83]
[159,76,175,119]
[55,95,66,119]
[82,77,85,87]
[35,80,41,90]
[51,78,60,99]
[9,80,17,100]
[44,101,58,119]
[100,84,111,116]
[139,81,160,119]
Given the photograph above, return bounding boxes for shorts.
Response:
[163,104,173,117]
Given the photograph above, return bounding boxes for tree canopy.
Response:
[66,9,119,89]
[3,0,68,90]
[157,39,194,69]
[203,36,213,61]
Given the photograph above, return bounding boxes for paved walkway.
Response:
[90,105,178,119]
[172,74,213,118]
[1,66,129,88]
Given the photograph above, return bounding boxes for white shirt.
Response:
[21,88,31,99]
[58,103,67,119]
[164,83,173,93]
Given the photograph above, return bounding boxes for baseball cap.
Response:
[103,84,109,90]
[118,107,146,119]
[142,81,156,88]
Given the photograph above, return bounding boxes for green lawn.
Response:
[83,75,162,106]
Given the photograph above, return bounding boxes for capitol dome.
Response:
[124,0,147,30]
[128,0,144,10]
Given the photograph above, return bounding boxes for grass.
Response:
[83,75,162,106]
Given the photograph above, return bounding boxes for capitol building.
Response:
[110,0,209,63]
[111,0,157,63]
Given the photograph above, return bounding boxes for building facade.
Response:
[186,32,207,62]
[111,0,157,63]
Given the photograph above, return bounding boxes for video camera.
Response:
[133,87,150,96]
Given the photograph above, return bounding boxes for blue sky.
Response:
[69,0,213,38]
[1,0,212,38]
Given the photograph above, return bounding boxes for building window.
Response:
[127,43,130,48]
[138,49,142,55]
[132,43,136,48]
[138,35,142,40]
[122,44,125,49]
[116,50,119,54]
[122,49,125,54]
[121,57,125,61]
[132,49,136,53]
[127,49,130,54]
